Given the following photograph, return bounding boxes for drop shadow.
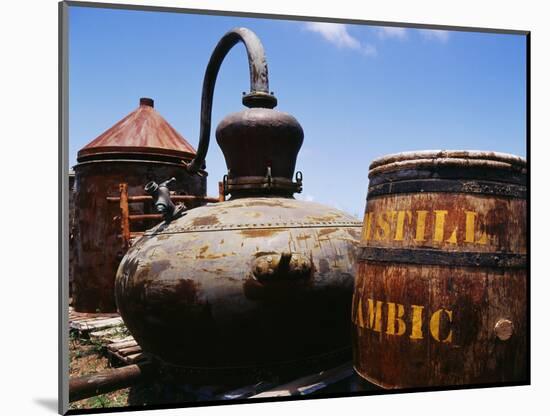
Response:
[33,398,58,413]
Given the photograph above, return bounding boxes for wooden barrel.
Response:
[352,150,527,388]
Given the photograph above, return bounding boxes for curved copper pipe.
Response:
[187,27,277,174]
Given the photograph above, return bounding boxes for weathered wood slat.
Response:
[129,214,163,221]
[107,339,138,351]
[118,346,142,357]
[107,336,135,346]
[70,317,124,332]
[69,312,119,320]
[69,363,152,402]
[119,183,130,249]
[71,317,123,328]
[89,327,130,343]
[126,353,146,364]
[70,316,107,323]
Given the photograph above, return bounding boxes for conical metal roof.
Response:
[77,98,196,162]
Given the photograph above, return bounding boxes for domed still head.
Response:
[186,27,304,198]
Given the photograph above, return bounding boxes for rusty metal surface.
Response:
[115,197,362,382]
[216,108,304,197]
[188,27,276,174]
[73,160,206,312]
[113,28,363,384]
[352,150,527,388]
[145,197,361,234]
[188,28,303,197]
[78,98,196,162]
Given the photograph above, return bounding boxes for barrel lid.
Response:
[369,150,526,178]
[77,98,197,163]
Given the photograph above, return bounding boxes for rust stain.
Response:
[240,229,279,238]
[196,251,235,260]
[199,245,209,256]
[190,215,220,226]
[318,228,338,238]
[174,278,199,304]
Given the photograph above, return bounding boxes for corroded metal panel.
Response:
[78,98,196,162]
[73,160,206,312]
[115,198,362,381]
[352,150,527,388]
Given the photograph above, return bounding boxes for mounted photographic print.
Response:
[59,1,529,414]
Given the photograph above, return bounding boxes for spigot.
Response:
[144,177,182,222]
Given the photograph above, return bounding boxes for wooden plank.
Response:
[72,317,123,327]
[71,317,124,332]
[126,353,146,364]
[108,339,138,352]
[108,350,148,366]
[89,327,130,343]
[70,316,106,323]
[106,335,135,345]
[118,346,142,357]
[129,214,162,221]
[218,181,225,202]
[69,312,119,320]
[69,363,150,402]
[119,183,130,249]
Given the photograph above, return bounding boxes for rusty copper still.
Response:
[115,27,362,383]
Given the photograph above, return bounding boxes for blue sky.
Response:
[69,6,526,218]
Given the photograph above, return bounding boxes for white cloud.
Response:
[304,22,377,57]
[419,29,450,43]
[304,22,361,50]
[362,43,378,57]
[377,27,408,40]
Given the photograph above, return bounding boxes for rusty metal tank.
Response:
[73,98,206,312]
[352,150,527,388]
[115,28,362,382]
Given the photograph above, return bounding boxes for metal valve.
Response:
[144,177,184,222]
